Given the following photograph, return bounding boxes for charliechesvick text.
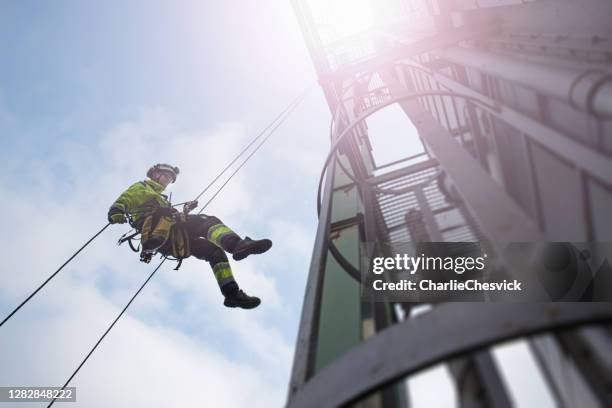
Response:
[362,242,612,303]
[366,252,523,298]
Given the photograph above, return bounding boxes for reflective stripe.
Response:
[217,276,236,287]
[213,262,234,284]
[207,224,233,247]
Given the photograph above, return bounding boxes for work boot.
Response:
[223,289,261,309]
[232,237,272,261]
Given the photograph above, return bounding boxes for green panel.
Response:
[331,184,360,223]
[314,225,362,373]
[334,155,354,187]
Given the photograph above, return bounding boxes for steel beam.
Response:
[434,47,612,118]
[287,158,337,402]
[448,350,513,408]
[367,158,439,186]
[321,24,496,82]
[385,80,544,241]
[286,304,612,408]
[556,327,612,406]
[404,63,612,188]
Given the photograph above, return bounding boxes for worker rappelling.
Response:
[107,163,272,309]
[0,93,306,405]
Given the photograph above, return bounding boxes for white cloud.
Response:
[269,219,313,256]
[0,108,302,407]
[0,278,284,408]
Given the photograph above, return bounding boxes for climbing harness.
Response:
[117,230,141,253]
[115,89,311,269]
[0,87,308,326]
[136,205,192,268]
[0,85,312,407]
[118,199,200,268]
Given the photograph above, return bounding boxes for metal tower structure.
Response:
[288,0,612,407]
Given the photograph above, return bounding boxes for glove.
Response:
[183,200,198,213]
[108,205,127,224]
[110,213,127,224]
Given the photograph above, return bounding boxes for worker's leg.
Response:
[191,238,261,309]
[185,214,272,261]
[190,238,237,294]
[186,215,240,251]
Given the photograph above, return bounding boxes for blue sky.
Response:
[0,1,331,406]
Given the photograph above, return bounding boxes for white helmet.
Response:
[147,163,180,183]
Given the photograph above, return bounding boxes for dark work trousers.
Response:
[158,214,239,266]
[157,214,240,293]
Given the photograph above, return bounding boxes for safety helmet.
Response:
[147,163,180,183]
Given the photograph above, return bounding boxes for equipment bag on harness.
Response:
[139,208,190,263]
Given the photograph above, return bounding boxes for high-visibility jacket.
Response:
[110,179,171,225]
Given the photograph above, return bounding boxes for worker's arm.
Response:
[107,182,144,224]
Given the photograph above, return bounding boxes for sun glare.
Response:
[319,0,375,38]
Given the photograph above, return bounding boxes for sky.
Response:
[0,1,331,406]
[0,1,563,407]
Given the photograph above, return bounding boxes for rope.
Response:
[198,89,309,213]
[0,223,111,328]
[121,87,311,229]
[192,87,311,204]
[47,259,166,407]
[44,87,311,404]
[1,87,308,332]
